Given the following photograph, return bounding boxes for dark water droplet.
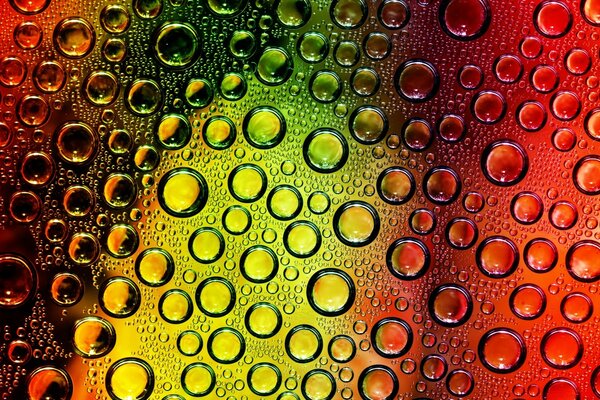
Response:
[437,114,465,142]
[493,54,523,83]
[439,0,491,40]
[276,0,312,27]
[402,118,433,151]
[446,369,474,397]
[0,254,35,308]
[126,79,163,116]
[50,272,83,306]
[395,59,439,102]
[14,21,43,50]
[0,56,27,87]
[256,47,293,85]
[378,0,410,29]
[9,0,50,14]
[83,70,119,106]
[298,32,329,63]
[331,0,368,29]
[458,64,483,89]
[154,22,200,69]
[429,284,472,326]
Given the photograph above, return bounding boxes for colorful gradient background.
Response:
[1,0,600,398]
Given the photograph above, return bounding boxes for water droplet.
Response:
[196,277,235,317]
[540,328,582,369]
[153,22,200,69]
[534,1,572,38]
[560,292,593,323]
[371,318,413,358]
[476,236,519,278]
[53,17,95,59]
[358,365,399,400]
[240,245,278,282]
[481,140,528,186]
[509,284,546,319]
[99,277,140,318]
[245,302,282,338]
[378,0,410,29]
[106,358,154,400]
[301,369,335,400]
[330,0,368,29]
[307,268,355,316]
[395,59,439,102]
[478,328,526,373]
[256,47,293,85]
[423,166,461,204]
[276,0,312,27]
[135,248,174,287]
[158,167,208,217]
[73,316,116,358]
[208,327,245,363]
[267,185,303,220]
[100,5,131,34]
[158,289,192,323]
[566,240,600,281]
[50,272,83,306]
[0,254,35,308]
[27,367,72,400]
[333,201,380,246]
[429,284,472,326]
[439,0,491,40]
[248,363,282,396]
[471,90,506,124]
[243,106,286,149]
[303,128,348,172]
[573,155,600,195]
[14,21,43,50]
